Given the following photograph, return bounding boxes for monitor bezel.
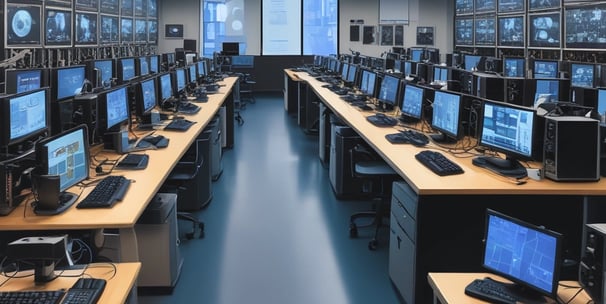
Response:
[5,68,45,94]
[0,87,51,148]
[52,65,86,102]
[400,83,425,120]
[430,90,463,140]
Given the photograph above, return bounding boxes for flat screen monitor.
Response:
[400,84,424,121]
[533,60,558,79]
[0,88,50,149]
[433,66,448,83]
[222,42,240,55]
[100,15,119,44]
[570,63,596,88]
[482,209,562,301]
[503,57,525,78]
[163,53,176,68]
[597,89,606,121]
[196,61,206,78]
[404,61,414,76]
[136,56,149,77]
[498,16,525,47]
[359,69,377,97]
[149,55,160,73]
[44,8,72,46]
[187,65,197,84]
[455,18,474,46]
[74,12,97,46]
[35,124,89,195]
[529,13,560,48]
[377,74,400,107]
[431,90,462,143]
[476,100,536,177]
[158,73,173,103]
[425,48,440,64]
[346,64,357,85]
[393,60,403,74]
[134,77,157,117]
[6,4,42,47]
[464,55,482,72]
[533,79,560,107]
[5,69,43,94]
[565,4,606,49]
[174,68,186,96]
[99,86,130,133]
[340,63,350,80]
[91,59,114,88]
[456,0,473,15]
[117,57,136,84]
[410,49,424,62]
[52,66,85,101]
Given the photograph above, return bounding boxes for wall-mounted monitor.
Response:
[498,0,524,13]
[529,13,560,48]
[121,18,134,43]
[44,8,72,46]
[503,57,526,78]
[75,0,99,11]
[430,90,462,143]
[570,62,597,88]
[455,18,473,46]
[533,59,559,79]
[0,88,50,149]
[121,0,134,16]
[498,15,525,47]
[529,0,560,11]
[6,4,42,47]
[5,68,45,94]
[475,0,496,13]
[134,0,147,17]
[474,16,496,46]
[148,20,158,43]
[456,0,474,15]
[75,12,97,46]
[100,0,120,14]
[565,4,606,49]
[135,18,147,42]
[100,15,119,44]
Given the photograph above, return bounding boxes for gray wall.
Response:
[158,0,453,59]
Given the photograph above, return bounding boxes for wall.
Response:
[158,0,201,54]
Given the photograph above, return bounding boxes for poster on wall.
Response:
[394,25,404,45]
[165,24,183,38]
[416,26,434,45]
[381,25,393,46]
[350,25,359,42]
[363,26,376,45]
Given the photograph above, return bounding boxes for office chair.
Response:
[348,144,399,250]
[161,134,211,239]
[238,73,256,105]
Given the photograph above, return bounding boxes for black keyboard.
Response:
[176,102,200,115]
[367,114,398,127]
[0,290,65,304]
[386,130,429,146]
[77,175,131,209]
[464,278,518,304]
[62,278,106,304]
[164,119,195,131]
[415,150,464,176]
[116,153,149,169]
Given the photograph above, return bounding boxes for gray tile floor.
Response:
[138,93,401,304]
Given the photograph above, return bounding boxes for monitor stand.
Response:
[429,132,457,144]
[32,175,78,215]
[472,156,528,179]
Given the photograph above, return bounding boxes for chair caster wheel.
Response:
[368,239,378,250]
[349,223,358,238]
[186,232,194,240]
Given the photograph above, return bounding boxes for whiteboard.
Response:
[380,0,409,24]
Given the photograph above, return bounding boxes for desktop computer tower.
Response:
[543,116,600,181]
[207,116,223,181]
[318,103,332,168]
[72,94,100,145]
[580,223,606,304]
[504,78,526,106]
[475,74,505,102]
[329,124,369,199]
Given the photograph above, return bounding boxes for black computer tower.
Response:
[475,74,505,102]
[580,223,606,304]
[329,125,370,199]
[72,94,100,145]
[318,103,332,168]
[543,116,600,181]
[504,78,526,106]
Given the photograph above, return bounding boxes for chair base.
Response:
[348,198,389,251]
[178,212,205,239]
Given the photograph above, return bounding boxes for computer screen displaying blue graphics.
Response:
[433,67,448,82]
[464,55,482,72]
[411,49,424,62]
[56,66,85,101]
[431,91,461,141]
[38,125,89,192]
[149,55,159,73]
[570,63,595,88]
[533,60,558,78]
[137,56,149,76]
[359,70,377,96]
[346,64,357,84]
[119,58,136,83]
[504,57,525,77]
[5,69,42,94]
[93,59,114,88]
[533,79,560,108]
[105,86,129,130]
[188,65,196,84]
[140,78,157,114]
[175,68,186,93]
[401,84,424,120]
[197,61,206,77]
[3,88,49,147]
[340,63,350,80]
[598,89,606,120]
[377,74,400,106]
[483,209,562,299]
[159,73,173,101]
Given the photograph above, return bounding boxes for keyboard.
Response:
[415,150,464,176]
[176,102,200,115]
[164,119,195,131]
[464,277,518,304]
[0,278,105,304]
[62,278,106,304]
[77,175,131,209]
[366,114,398,127]
[386,130,429,146]
[116,153,149,170]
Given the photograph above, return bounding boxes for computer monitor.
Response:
[430,90,462,143]
[464,55,482,72]
[400,84,425,122]
[44,8,72,46]
[98,85,130,134]
[222,42,240,55]
[136,56,149,77]
[359,69,378,97]
[597,89,606,120]
[432,66,449,83]
[533,59,558,79]
[196,60,206,80]
[346,64,358,86]
[187,65,197,85]
[51,66,86,102]
[134,77,157,119]
[173,68,187,97]
[410,48,424,62]
[425,48,440,64]
[149,55,160,73]
[532,79,560,108]
[0,88,50,149]
[376,74,401,110]
[475,100,536,178]
[570,63,597,88]
[158,72,174,104]
[5,68,44,94]
[163,53,176,68]
[35,124,89,208]
[503,57,526,78]
[404,61,415,76]
[481,209,562,301]
[117,57,136,84]
[87,59,114,89]
[340,62,350,80]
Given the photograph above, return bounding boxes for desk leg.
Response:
[119,228,139,262]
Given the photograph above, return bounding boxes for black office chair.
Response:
[238,73,256,105]
[161,136,210,239]
[348,144,399,250]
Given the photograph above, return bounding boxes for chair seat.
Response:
[355,161,397,176]
[168,164,200,181]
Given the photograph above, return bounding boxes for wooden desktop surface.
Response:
[427,272,592,304]
[293,72,606,196]
[0,77,237,231]
[0,262,141,304]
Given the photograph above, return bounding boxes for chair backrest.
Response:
[179,137,206,167]
[349,143,378,178]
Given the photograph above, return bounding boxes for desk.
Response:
[0,262,141,304]
[287,70,606,303]
[0,77,237,263]
[427,272,592,304]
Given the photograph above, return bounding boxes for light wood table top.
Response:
[0,77,236,231]
[427,272,592,304]
[0,262,141,304]
[291,71,606,196]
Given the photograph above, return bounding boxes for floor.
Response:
[138,93,401,304]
